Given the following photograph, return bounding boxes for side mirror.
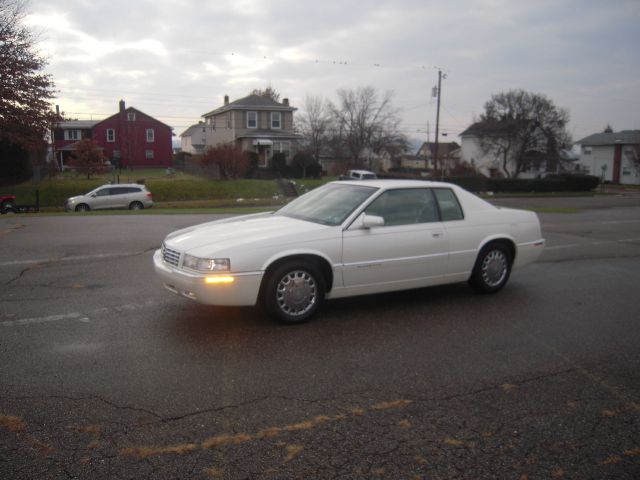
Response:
[362,214,384,229]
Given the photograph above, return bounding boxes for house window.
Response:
[64,130,81,141]
[145,150,154,159]
[146,129,155,142]
[106,129,115,143]
[272,141,291,158]
[271,112,281,129]
[583,146,592,155]
[622,167,631,176]
[247,111,258,129]
[127,112,136,121]
[226,113,231,128]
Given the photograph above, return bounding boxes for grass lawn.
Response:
[3,169,598,211]
[4,169,336,208]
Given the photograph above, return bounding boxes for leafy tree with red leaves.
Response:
[69,139,106,179]
[200,144,250,179]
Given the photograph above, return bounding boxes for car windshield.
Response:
[275,183,377,226]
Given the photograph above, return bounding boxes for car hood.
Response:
[164,213,334,256]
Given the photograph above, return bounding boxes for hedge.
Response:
[485,174,599,193]
[381,172,599,193]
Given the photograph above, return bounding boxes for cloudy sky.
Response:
[26,0,640,146]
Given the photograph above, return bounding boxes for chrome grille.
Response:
[162,244,181,267]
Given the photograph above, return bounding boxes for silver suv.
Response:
[65,184,153,212]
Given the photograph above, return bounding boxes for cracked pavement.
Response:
[1,201,639,479]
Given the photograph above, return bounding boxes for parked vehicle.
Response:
[1,193,39,214]
[339,169,377,180]
[154,180,545,324]
[65,184,153,212]
[1,195,16,210]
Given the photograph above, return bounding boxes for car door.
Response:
[341,188,449,293]
[90,187,112,210]
[108,186,131,209]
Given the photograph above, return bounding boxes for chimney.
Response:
[283,98,289,107]
[55,105,60,116]
[119,99,125,112]
[224,95,229,105]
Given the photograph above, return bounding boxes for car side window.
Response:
[433,188,464,221]
[365,188,439,226]
[110,187,128,196]
[95,189,109,197]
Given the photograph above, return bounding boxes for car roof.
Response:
[96,183,146,188]
[332,179,454,189]
[349,169,375,174]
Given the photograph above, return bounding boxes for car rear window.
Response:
[433,188,464,221]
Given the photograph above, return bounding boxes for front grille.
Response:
[162,244,181,267]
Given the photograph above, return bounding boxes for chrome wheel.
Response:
[469,242,512,294]
[276,270,317,317]
[481,249,508,287]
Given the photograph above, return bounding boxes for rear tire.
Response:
[262,261,325,324]
[469,243,512,294]
[129,201,144,210]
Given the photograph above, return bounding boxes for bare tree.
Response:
[250,85,280,102]
[476,90,571,178]
[297,95,331,163]
[328,87,402,168]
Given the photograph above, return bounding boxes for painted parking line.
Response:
[1,300,158,328]
[1,312,90,328]
[544,237,640,251]
[0,251,153,267]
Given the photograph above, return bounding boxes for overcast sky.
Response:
[27,0,640,146]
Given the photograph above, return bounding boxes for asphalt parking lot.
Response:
[1,194,639,479]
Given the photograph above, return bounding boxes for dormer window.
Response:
[247,111,257,129]
[271,112,281,129]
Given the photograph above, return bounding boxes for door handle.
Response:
[432,231,443,238]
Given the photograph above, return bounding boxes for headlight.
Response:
[182,254,230,272]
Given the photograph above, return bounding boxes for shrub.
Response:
[200,144,250,179]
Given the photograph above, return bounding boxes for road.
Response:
[1,195,639,479]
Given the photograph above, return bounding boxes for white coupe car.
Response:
[154,180,544,323]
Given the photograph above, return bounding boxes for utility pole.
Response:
[434,69,442,174]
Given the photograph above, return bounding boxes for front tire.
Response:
[469,243,512,294]
[262,261,325,324]
[75,204,90,212]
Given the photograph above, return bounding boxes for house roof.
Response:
[417,141,460,156]
[180,122,205,138]
[56,120,100,129]
[576,130,640,146]
[459,121,521,136]
[94,107,174,130]
[202,94,296,117]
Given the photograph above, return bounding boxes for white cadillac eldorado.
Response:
[154,180,545,323]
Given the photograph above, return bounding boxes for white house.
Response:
[575,130,640,185]
[180,122,208,154]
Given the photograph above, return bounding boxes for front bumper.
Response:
[153,250,263,306]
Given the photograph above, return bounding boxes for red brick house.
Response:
[53,100,173,169]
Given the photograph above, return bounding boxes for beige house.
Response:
[201,94,301,167]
